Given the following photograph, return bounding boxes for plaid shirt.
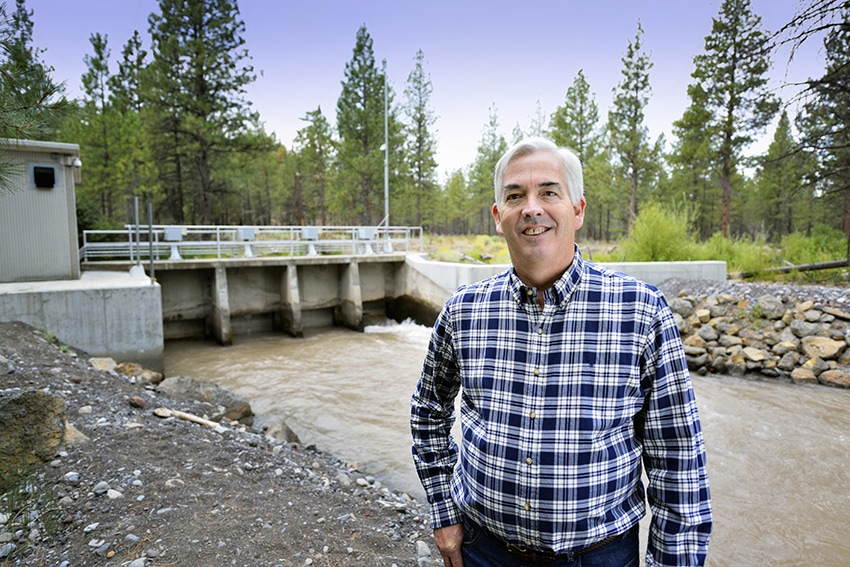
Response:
[411,249,712,566]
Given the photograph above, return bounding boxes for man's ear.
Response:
[574,197,586,230]
[491,202,504,235]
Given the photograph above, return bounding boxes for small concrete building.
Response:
[0,139,82,283]
[0,139,164,371]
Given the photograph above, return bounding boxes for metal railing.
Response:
[79,224,423,263]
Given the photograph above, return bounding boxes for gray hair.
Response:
[493,137,584,206]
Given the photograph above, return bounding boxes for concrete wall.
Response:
[0,268,164,371]
[402,254,727,305]
[152,256,406,342]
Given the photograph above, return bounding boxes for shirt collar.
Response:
[509,245,585,307]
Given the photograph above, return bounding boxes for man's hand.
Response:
[434,524,464,567]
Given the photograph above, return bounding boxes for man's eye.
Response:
[505,193,521,201]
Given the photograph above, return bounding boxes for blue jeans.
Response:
[460,518,639,567]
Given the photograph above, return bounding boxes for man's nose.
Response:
[522,194,544,216]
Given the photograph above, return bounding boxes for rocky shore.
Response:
[658,278,850,387]
[0,321,437,566]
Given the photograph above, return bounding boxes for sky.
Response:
[29,0,825,179]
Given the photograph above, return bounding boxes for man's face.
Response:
[492,150,586,283]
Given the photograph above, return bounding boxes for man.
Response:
[410,137,712,566]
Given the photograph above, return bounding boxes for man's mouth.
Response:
[522,226,548,236]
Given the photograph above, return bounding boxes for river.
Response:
[164,321,850,566]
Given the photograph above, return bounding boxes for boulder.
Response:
[0,389,87,492]
[818,368,850,388]
[801,336,845,360]
[755,295,785,320]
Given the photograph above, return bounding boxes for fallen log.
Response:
[731,259,850,280]
[153,407,226,433]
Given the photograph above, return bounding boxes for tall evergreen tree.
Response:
[549,69,601,161]
[548,69,615,241]
[403,49,437,227]
[753,110,811,239]
[468,104,507,234]
[691,0,779,237]
[335,25,404,225]
[293,106,334,225]
[146,0,257,224]
[109,31,146,113]
[108,31,161,219]
[668,83,718,239]
[796,3,850,240]
[607,21,660,233]
[78,33,119,220]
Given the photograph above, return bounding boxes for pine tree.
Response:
[548,69,615,241]
[753,111,811,239]
[668,83,718,239]
[691,0,779,237]
[469,104,507,235]
[146,0,257,224]
[79,33,119,221]
[549,70,601,162]
[0,0,67,141]
[335,25,405,225]
[607,21,661,233]
[796,3,850,241]
[293,106,334,225]
[403,49,438,227]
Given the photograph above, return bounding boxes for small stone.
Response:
[128,395,146,408]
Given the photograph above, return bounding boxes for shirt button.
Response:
[526,457,533,465]
[523,503,532,511]
[536,328,543,335]
[533,368,540,376]
[529,411,537,419]
[526,288,534,296]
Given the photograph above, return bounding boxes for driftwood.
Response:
[153,407,226,433]
[731,259,850,280]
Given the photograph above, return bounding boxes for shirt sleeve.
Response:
[410,301,463,529]
[641,293,713,566]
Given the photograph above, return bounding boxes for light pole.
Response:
[382,58,389,228]
[382,59,391,252]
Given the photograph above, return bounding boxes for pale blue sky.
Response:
[31,0,822,177]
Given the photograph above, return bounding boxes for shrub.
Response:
[780,224,846,265]
[700,233,777,277]
[618,203,696,262]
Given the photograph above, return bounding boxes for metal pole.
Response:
[134,197,141,267]
[147,203,154,284]
[383,58,389,228]
[383,59,391,252]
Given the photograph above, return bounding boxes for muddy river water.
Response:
[165,321,850,566]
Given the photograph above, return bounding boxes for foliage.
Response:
[4,0,845,249]
[780,224,847,264]
[690,0,779,237]
[402,49,438,228]
[614,203,697,261]
[795,3,850,238]
[700,232,777,277]
[292,107,334,225]
[607,21,663,234]
[145,0,258,224]
[468,104,507,235]
[335,25,406,225]
[0,0,69,193]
